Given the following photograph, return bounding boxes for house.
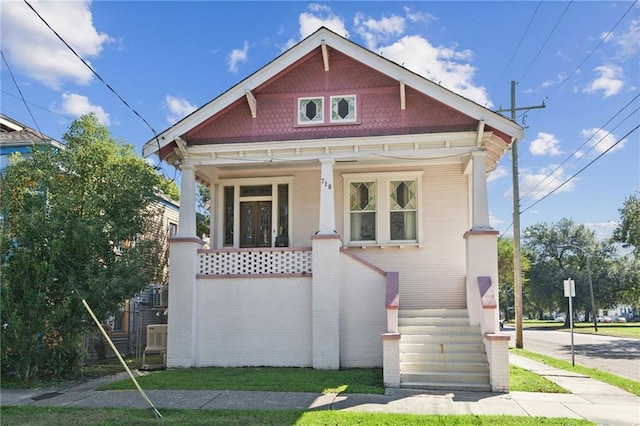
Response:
[0,114,65,170]
[143,27,522,392]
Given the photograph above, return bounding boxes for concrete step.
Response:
[399,308,469,318]
[400,351,489,363]
[400,361,489,374]
[399,342,486,354]
[400,334,483,345]
[398,316,470,326]
[398,325,481,335]
[401,371,490,386]
[400,380,492,392]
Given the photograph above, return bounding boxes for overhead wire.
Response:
[22,0,168,172]
[518,1,573,84]
[1,50,42,135]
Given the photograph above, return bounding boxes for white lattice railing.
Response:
[198,248,313,276]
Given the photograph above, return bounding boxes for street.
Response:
[503,326,640,382]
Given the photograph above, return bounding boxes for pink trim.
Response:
[198,247,312,254]
[483,305,497,309]
[484,333,510,341]
[463,229,499,239]
[311,233,342,240]
[339,248,386,276]
[381,333,401,340]
[385,271,400,309]
[170,237,205,245]
[197,273,311,279]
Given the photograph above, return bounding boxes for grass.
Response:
[509,365,568,393]
[0,406,594,425]
[99,367,385,395]
[510,347,640,396]
[507,320,640,339]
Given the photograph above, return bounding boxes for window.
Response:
[343,172,422,246]
[297,95,357,125]
[219,177,293,248]
[330,95,356,123]
[169,222,178,237]
[298,97,323,125]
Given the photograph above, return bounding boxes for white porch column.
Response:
[318,158,336,234]
[209,184,216,246]
[177,164,197,238]
[471,151,491,230]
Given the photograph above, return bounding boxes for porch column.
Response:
[471,151,491,230]
[177,164,197,238]
[209,184,216,245]
[318,158,336,234]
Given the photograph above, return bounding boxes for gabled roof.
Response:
[0,113,64,149]
[143,27,523,159]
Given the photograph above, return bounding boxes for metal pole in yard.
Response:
[81,299,163,419]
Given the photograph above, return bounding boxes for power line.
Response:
[1,50,42,134]
[1,89,74,121]
[544,0,637,100]
[22,0,159,137]
[490,1,542,96]
[521,124,639,214]
[518,1,573,83]
[520,93,640,201]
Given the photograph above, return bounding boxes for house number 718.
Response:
[321,178,332,190]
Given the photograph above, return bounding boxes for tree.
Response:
[497,237,531,321]
[523,218,618,324]
[612,190,640,256]
[1,114,164,382]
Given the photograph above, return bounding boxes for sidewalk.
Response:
[2,355,639,426]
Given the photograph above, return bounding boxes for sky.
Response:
[1,0,638,240]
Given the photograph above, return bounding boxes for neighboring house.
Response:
[143,27,523,392]
[0,114,65,170]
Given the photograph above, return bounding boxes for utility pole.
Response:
[497,81,545,349]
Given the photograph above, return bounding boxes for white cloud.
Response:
[585,221,618,241]
[583,65,624,98]
[529,132,562,156]
[1,0,112,89]
[298,4,349,39]
[487,166,508,183]
[604,18,639,59]
[508,165,575,201]
[577,128,624,157]
[60,93,110,126]
[379,35,491,107]
[354,12,405,50]
[403,7,436,24]
[228,41,249,74]
[165,95,197,125]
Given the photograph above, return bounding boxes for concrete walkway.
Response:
[2,355,639,425]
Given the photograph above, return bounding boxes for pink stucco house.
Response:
[143,27,522,392]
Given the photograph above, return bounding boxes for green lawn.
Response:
[0,406,594,425]
[506,320,640,339]
[510,347,640,396]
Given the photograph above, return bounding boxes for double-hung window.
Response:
[343,171,422,246]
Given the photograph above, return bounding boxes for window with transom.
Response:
[343,172,422,246]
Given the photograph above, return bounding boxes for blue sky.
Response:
[2,1,638,239]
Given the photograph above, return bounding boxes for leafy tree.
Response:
[1,114,164,382]
[497,237,531,321]
[196,184,211,240]
[523,218,618,324]
[612,190,640,256]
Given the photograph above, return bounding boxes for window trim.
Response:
[329,95,357,123]
[342,171,423,247]
[217,176,293,248]
[297,97,324,125]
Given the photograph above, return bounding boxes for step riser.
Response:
[399,309,469,318]
[401,372,490,385]
[398,325,480,335]
[400,335,483,344]
[399,317,470,326]
[400,382,492,392]
[400,352,487,363]
[400,362,489,374]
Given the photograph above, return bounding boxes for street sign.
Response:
[564,279,575,297]
[564,278,575,366]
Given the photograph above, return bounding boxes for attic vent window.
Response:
[298,97,323,125]
[330,95,356,123]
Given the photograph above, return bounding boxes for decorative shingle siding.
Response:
[187,47,476,145]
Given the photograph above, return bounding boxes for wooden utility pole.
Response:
[497,81,545,349]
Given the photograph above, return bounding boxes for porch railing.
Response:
[198,247,313,276]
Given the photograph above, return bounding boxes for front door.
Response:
[240,201,272,248]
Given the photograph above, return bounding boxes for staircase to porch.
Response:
[398,309,491,392]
